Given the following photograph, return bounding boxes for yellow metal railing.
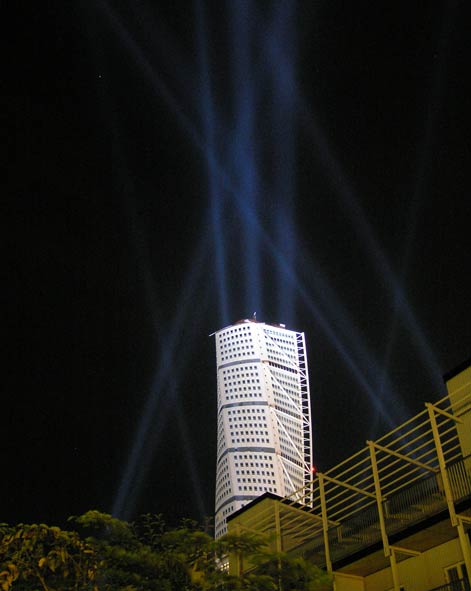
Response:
[228,379,471,583]
[280,387,471,566]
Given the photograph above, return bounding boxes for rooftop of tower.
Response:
[210,318,289,337]
[233,318,286,328]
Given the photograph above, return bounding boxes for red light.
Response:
[311,465,317,474]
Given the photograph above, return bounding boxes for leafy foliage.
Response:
[256,553,333,591]
[73,510,180,591]
[0,512,332,591]
[0,522,97,591]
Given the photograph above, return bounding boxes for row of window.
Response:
[272,377,300,391]
[221,504,234,517]
[280,445,300,460]
[223,376,260,384]
[229,424,268,433]
[235,460,274,469]
[263,329,296,345]
[279,424,303,440]
[219,328,257,362]
[225,385,262,394]
[238,485,276,493]
[228,418,267,426]
[230,428,269,437]
[267,344,297,357]
[233,453,273,461]
[228,407,265,415]
[272,399,303,420]
[222,364,259,375]
[216,487,232,504]
[221,344,256,354]
[272,392,307,414]
[228,416,268,426]
[220,333,253,343]
[224,392,264,400]
[268,360,298,374]
[236,470,274,479]
[220,352,255,362]
[231,436,270,444]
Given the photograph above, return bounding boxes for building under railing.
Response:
[227,366,471,589]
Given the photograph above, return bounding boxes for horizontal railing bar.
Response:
[324,448,371,478]
[375,408,430,446]
[370,441,438,473]
[379,418,433,450]
[385,471,440,498]
[325,495,374,518]
[380,465,429,494]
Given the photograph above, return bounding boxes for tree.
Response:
[0,522,98,591]
[256,553,332,591]
[73,510,187,591]
[1,512,332,591]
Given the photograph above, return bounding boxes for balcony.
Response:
[429,581,470,591]
[322,455,471,567]
[228,386,471,579]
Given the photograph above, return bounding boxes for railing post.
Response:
[367,441,390,557]
[425,403,457,526]
[389,546,420,591]
[233,523,242,576]
[389,548,401,591]
[274,503,283,591]
[456,516,471,585]
[274,502,282,553]
[318,473,333,574]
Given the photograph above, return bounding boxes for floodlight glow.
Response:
[113,234,210,518]
[299,104,443,394]
[104,0,449,522]
[225,0,264,316]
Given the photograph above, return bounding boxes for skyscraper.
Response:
[214,318,313,537]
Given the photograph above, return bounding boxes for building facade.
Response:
[214,319,312,538]
[228,360,471,591]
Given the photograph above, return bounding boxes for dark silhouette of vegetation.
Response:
[0,511,332,591]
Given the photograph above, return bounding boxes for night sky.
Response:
[6,1,470,529]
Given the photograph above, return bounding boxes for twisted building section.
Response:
[214,318,312,537]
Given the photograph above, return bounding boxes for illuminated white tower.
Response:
[214,319,312,537]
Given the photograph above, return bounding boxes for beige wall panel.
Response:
[363,539,463,591]
[447,366,471,457]
[334,572,365,591]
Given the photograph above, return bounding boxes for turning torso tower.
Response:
[214,318,312,537]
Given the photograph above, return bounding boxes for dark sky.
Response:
[6,1,470,529]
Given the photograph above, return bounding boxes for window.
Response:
[444,562,469,589]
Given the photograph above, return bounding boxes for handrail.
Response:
[232,389,471,573]
[428,579,470,591]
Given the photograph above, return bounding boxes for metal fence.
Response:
[429,580,471,591]
[280,388,471,565]
[229,383,471,577]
